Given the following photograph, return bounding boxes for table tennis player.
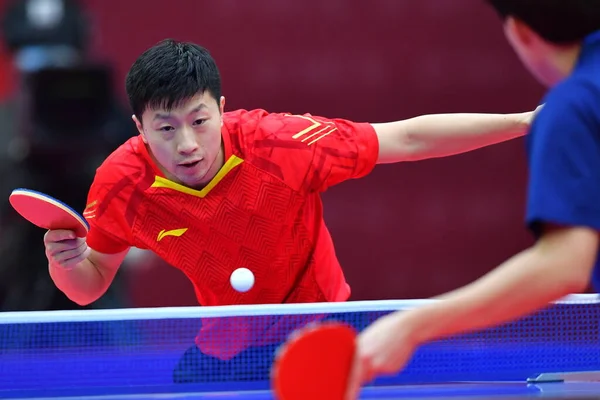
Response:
[42,39,538,383]
[345,1,600,398]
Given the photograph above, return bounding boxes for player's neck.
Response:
[214,143,226,172]
[550,44,582,83]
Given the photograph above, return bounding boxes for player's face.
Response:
[134,92,226,189]
[503,17,566,87]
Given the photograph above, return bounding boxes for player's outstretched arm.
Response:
[344,224,596,400]
[373,105,541,164]
[46,229,129,306]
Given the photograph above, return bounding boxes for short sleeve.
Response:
[84,163,133,254]
[237,111,379,193]
[525,79,600,236]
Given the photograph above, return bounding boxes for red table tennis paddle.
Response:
[9,188,89,238]
[271,321,357,400]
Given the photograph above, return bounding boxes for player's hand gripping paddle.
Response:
[271,321,357,400]
[9,188,89,237]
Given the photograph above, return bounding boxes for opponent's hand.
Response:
[345,312,420,400]
[44,229,90,269]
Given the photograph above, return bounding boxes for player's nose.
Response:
[176,127,199,155]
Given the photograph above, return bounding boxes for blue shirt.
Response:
[525,30,600,290]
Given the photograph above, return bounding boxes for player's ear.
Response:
[504,16,538,50]
[219,96,226,126]
[132,114,147,143]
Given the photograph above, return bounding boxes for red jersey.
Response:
[84,109,378,308]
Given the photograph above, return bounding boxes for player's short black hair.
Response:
[485,0,600,44]
[125,39,222,121]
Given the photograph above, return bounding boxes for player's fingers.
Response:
[53,250,88,270]
[59,246,91,269]
[44,229,76,244]
[52,242,86,263]
[345,368,361,400]
[345,351,369,400]
[51,242,89,265]
[45,238,82,257]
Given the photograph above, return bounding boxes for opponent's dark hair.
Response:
[485,0,600,44]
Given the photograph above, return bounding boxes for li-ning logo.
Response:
[83,200,98,219]
[157,228,188,242]
[284,114,338,146]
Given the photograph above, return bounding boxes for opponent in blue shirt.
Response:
[345,1,600,397]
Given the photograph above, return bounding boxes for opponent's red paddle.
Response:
[271,321,357,400]
[9,188,89,237]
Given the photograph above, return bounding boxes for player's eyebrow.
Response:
[153,104,209,121]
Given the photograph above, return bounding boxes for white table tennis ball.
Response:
[230,267,255,292]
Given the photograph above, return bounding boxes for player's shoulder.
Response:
[536,76,600,130]
[528,76,600,155]
[223,108,270,129]
[223,108,334,140]
[93,135,147,184]
[543,75,600,115]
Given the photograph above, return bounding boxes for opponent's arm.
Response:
[403,224,595,343]
[345,225,597,400]
[373,107,538,163]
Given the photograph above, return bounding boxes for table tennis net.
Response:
[0,295,599,395]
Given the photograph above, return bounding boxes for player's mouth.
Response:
[177,160,202,174]
[178,160,201,169]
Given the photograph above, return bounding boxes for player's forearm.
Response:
[376,111,532,163]
[407,240,591,345]
[48,258,109,306]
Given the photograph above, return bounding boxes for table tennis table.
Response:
[1,294,599,399]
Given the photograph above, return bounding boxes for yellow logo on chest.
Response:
[157,228,188,241]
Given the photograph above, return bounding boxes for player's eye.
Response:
[159,126,174,132]
[193,119,207,126]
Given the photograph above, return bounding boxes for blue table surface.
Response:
[3,382,600,400]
